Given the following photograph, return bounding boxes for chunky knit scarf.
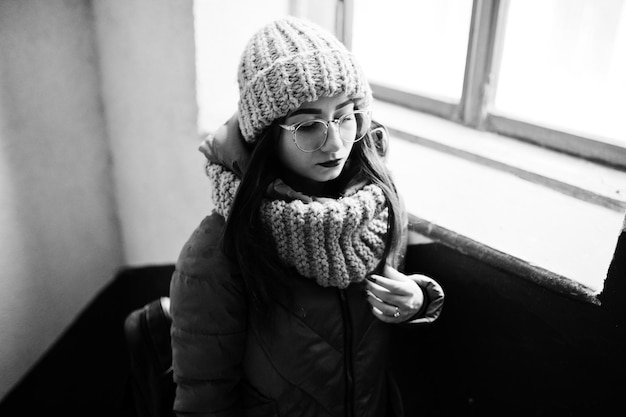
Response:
[206,162,389,288]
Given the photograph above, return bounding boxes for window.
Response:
[493,0,626,154]
[349,0,626,168]
[344,0,626,301]
[193,1,626,302]
[352,1,472,103]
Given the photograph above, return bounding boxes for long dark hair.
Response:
[221,117,404,313]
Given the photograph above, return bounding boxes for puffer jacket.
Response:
[169,212,444,417]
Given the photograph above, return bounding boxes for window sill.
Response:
[375,101,626,305]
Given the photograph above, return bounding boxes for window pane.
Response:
[352,0,473,102]
[493,0,626,146]
[194,0,289,133]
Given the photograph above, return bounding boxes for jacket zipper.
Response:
[339,289,354,417]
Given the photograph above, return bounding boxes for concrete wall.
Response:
[92,0,209,265]
[0,0,123,399]
[0,0,210,400]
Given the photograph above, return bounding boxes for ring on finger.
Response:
[393,306,400,318]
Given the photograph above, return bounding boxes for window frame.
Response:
[340,0,626,169]
[332,0,626,304]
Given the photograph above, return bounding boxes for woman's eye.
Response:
[298,121,321,131]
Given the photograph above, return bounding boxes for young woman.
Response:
[169,16,444,417]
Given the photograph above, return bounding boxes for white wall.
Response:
[92,0,210,265]
[195,0,290,132]
[195,0,337,133]
[0,0,124,399]
[0,0,210,400]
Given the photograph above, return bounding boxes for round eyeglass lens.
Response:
[294,121,328,151]
[294,111,371,152]
[340,111,370,142]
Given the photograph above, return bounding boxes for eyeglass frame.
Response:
[278,109,372,153]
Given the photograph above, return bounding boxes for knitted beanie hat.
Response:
[237,16,372,143]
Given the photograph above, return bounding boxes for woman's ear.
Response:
[370,120,389,159]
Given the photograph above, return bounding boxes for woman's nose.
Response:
[321,122,344,152]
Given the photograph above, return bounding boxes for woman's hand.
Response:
[365,264,425,323]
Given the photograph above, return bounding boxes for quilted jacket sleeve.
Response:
[403,274,445,325]
[169,213,248,417]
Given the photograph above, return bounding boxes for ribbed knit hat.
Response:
[237,16,372,143]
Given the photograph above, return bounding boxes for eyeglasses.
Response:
[279,110,371,153]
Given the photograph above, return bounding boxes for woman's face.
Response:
[277,94,356,183]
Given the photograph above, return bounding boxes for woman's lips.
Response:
[318,158,342,168]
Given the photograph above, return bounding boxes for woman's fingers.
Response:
[367,274,411,296]
[367,293,405,323]
[383,264,406,281]
[366,266,427,323]
[370,305,401,323]
[366,290,398,316]
[366,279,393,304]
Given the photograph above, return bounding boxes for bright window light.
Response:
[493,0,626,146]
[352,0,473,102]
